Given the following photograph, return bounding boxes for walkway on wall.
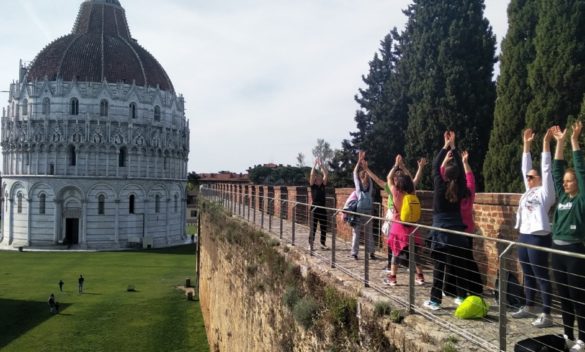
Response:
[203,187,585,352]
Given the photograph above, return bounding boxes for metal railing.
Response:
[201,185,585,352]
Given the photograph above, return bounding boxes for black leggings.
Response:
[310,207,328,245]
[552,243,585,341]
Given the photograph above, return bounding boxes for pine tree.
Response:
[525,0,585,133]
[483,0,538,192]
[401,0,497,189]
[350,33,405,175]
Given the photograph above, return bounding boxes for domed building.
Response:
[0,0,190,249]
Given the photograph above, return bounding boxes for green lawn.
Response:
[0,244,209,352]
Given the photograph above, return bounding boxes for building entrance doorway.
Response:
[65,218,79,245]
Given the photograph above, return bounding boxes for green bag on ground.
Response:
[453,296,489,319]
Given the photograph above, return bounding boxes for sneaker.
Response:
[385,275,397,286]
[370,253,377,260]
[571,340,585,351]
[415,274,425,286]
[531,313,553,328]
[565,335,575,350]
[383,277,397,287]
[454,297,464,306]
[511,306,537,319]
[383,267,391,274]
[320,243,329,250]
[423,300,441,311]
[351,254,358,260]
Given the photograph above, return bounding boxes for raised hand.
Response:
[462,150,469,163]
[417,158,428,168]
[443,131,451,148]
[543,128,553,143]
[449,130,456,148]
[523,128,535,143]
[395,154,403,167]
[552,125,567,142]
[572,120,583,140]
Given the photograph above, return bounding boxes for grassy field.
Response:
[0,244,209,352]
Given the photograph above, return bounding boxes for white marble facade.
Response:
[0,77,190,249]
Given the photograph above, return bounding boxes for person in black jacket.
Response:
[424,131,469,311]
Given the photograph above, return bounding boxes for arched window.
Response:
[154,106,161,121]
[69,145,76,166]
[129,195,135,214]
[22,99,28,116]
[174,194,178,213]
[42,98,51,115]
[119,147,127,167]
[98,195,105,215]
[155,195,160,213]
[70,98,79,115]
[17,193,22,214]
[100,99,109,117]
[39,194,46,215]
[49,163,55,175]
[129,103,136,119]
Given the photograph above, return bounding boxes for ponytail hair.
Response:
[444,162,460,203]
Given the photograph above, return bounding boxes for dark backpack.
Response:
[514,334,568,352]
[494,271,525,310]
[342,193,359,227]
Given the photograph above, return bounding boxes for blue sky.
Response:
[0,0,509,173]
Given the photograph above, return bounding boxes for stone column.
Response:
[81,199,88,248]
[114,199,120,246]
[165,198,170,244]
[27,197,32,246]
[53,199,60,243]
[8,198,14,245]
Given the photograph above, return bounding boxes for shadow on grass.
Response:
[113,244,197,256]
[0,299,71,348]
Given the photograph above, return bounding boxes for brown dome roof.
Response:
[26,0,174,93]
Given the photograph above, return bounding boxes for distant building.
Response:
[0,0,189,249]
[198,172,249,185]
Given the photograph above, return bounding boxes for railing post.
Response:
[308,207,314,254]
[279,200,284,239]
[331,210,338,268]
[253,198,256,226]
[363,216,371,288]
[268,199,273,232]
[408,226,420,314]
[292,204,296,246]
[260,194,265,229]
[499,243,514,352]
[238,187,244,216]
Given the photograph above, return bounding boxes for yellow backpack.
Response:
[400,193,421,223]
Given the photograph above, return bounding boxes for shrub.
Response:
[374,301,392,317]
[293,297,320,329]
[283,286,301,309]
[389,309,404,323]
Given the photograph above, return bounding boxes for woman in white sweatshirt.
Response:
[511,128,556,328]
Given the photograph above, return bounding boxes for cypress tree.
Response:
[401,0,497,189]
[525,0,585,132]
[483,0,538,192]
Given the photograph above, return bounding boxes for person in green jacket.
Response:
[551,121,585,351]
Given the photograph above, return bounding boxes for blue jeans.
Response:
[517,233,552,314]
